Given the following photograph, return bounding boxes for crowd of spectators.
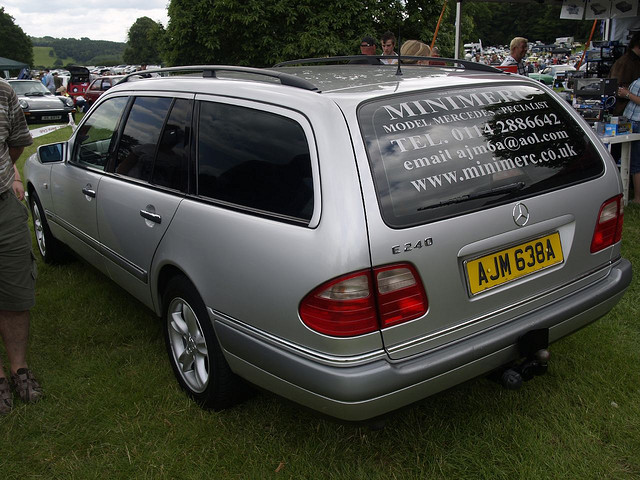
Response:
[355,32,584,76]
[466,48,583,74]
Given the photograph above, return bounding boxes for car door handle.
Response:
[82,187,96,198]
[140,210,162,224]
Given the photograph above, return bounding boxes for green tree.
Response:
[0,7,33,66]
[402,0,479,58]
[163,0,490,67]
[164,0,408,67]
[160,1,604,67]
[123,17,165,65]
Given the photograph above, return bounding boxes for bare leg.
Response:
[633,172,640,203]
[0,310,30,375]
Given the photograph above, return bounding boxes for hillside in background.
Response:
[31,36,125,67]
[32,46,76,68]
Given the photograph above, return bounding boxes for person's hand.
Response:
[618,87,631,99]
[12,179,25,201]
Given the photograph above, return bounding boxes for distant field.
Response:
[32,46,76,69]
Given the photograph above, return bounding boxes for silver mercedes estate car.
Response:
[24,60,632,421]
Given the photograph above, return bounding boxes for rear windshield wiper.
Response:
[25,92,45,96]
[417,181,525,211]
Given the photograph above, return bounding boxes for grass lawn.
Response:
[32,46,76,70]
[2,125,639,479]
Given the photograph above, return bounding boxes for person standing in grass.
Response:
[53,72,62,93]
[610,31,640,116]
[617,77,640,204]
[610,31,640,204]
[0,78,42,415]
[41,69,55,94]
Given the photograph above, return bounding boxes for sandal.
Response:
[11,368,43,404]
[0,378,13,414]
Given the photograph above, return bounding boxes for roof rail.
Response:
[118,65,320,91]
[274,56,506,74]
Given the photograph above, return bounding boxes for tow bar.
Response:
[494,329,550,390]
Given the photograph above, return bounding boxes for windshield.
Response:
[358,83,603,227]
[9,81,52,96]
[70,73,90,83]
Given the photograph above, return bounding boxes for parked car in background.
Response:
[8,79,75,123]
[23,60,631,422]
[528,71,554,85]
[533,64,576,88]
[543,64,577,77]
[84,75,124,106]
[90,67,111,77]
[66,65,91,105]
[111,65,128,74]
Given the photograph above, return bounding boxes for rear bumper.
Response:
[214,258,632,421]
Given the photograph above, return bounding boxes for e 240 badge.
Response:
[392,238,433,254]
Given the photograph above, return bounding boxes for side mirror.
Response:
[38,142,65,163]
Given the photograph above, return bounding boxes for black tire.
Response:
[29,190,68,264]
[163,275,249,410]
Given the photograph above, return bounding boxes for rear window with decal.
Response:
[358,84,603,228]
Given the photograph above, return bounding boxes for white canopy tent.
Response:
[609,17,640,42]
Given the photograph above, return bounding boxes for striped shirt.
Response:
[0,79,33,194]
[501,55,528,76]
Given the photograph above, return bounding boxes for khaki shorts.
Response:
[0,190,37,311]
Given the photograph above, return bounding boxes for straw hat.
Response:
[400,40,431,62]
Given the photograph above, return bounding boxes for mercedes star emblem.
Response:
[513,203,530,227]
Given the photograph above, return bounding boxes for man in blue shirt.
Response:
[41,69,55,94]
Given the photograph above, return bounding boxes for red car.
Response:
[85,75,124,106]
[66,66,91,105]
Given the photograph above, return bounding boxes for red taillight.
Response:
[299,271,377,336]
[299,264,428,337]
[591,195,624,253]
[375,265,428,328]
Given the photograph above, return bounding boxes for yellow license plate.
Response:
[466,232,564,295]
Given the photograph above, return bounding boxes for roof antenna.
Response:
[395,27,403,76]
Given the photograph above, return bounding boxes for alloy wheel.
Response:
[167,296,210,393]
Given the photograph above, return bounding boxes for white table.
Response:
[600,132,640,206]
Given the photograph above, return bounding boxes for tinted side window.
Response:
[115,96,172,182]
[197,102,313,221]
[71,96,128,170]
[152,99,192,190]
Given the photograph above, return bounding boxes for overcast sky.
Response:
[2,0,170,43]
